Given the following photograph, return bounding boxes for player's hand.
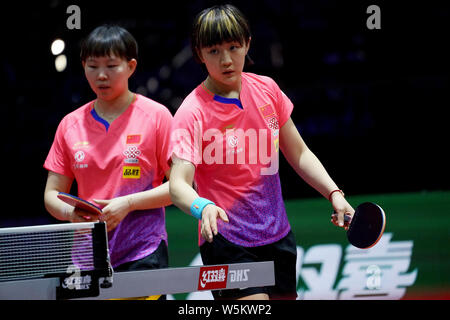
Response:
[94,197,132,232]
[70,207,100,223]
[330,193,355,230]
[201,204,229,242]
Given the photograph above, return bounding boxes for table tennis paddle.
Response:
[57,192,102,216]
[332,202,386,249]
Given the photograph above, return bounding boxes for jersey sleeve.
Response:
[169,99,203,167]
[43,118,75,179]
[271,79,294,127]
[155,106,174,174]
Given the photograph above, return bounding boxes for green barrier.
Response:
[166,191,450,300]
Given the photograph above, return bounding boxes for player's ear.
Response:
[244,38,254,67]
[196,47,205,64]
[128,58,137,75]
[245,37,251,55]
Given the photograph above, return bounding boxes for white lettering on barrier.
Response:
[229,269,250,282]
[185,232,418,300]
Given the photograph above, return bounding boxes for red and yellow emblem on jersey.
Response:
[122,166,141,179]
[258,104,275,118]
[126,134,141,145]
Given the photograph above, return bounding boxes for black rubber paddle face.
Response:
[347,202,386,249]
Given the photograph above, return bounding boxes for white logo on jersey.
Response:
[74,151,85,162]
[123,146,141,164]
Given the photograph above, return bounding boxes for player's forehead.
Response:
[85,54,123,62]
[201,40,242,49]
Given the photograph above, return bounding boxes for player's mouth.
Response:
[222,70,234,76]
[97,85,110,91]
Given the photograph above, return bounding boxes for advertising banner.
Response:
[165,191,450,300]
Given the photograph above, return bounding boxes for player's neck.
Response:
[95,90,134,123]
[204,75,241,99]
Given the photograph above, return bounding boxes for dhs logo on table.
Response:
[57,265,99,299]
[62,265,92,290]
[229,269,250,283]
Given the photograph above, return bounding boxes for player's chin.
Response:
[220,70,240,80]
[95,89,117,101]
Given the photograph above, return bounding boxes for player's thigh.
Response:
[263,231,298,300]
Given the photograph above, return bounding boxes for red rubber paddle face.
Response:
[57,192,102,216]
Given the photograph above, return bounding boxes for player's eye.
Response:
[230,43,241,51]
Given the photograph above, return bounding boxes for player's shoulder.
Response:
[175,85,207,117]
[58,100,94,132]
[133,94,173,118]
[243,72,278,89]
[243,72,282,102]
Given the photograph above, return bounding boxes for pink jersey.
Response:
[170,72,294,247]
[44,94,172,267]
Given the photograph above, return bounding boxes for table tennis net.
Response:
[0,222,111,282]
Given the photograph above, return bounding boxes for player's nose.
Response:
[220,51,232,66]
[97,69,108,80]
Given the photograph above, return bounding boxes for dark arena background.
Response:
[0,0,449,300]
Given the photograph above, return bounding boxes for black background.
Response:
[1,0,448,226]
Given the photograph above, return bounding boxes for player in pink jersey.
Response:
[44,26,172,299]
[169,5,355,300]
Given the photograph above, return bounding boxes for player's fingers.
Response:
[201,211,213,242]
[74,208,97,221]
[343,207,354,230]
[338,211,346,227]
[217,207,229,223]
[93,199,110,207]
[331,213,337,221]
[330,213,338,226]
[209,212,219,237]
[71,213,86,223]
[332,210,345,227]
[331,211,352,229]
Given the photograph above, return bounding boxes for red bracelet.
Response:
[328,189,345,202]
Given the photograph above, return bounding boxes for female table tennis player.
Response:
[43,25,172,298]
[169,4,355,300]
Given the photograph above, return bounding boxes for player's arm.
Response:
[279,117,354,226]
[44,171,96,222]
[168,157,198,213]
[93,169,172,232]
[95,169,172,211]
[125,168,172,210]
[169,156,228,242]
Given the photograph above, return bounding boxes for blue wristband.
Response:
[190,197,215,220]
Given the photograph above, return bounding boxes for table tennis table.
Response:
[0,222,274,300]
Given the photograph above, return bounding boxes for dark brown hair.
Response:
[80,25,138,62]
[191,4,251,64]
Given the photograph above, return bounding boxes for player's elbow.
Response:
[43,189,53,212]
[168,176,185,206]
